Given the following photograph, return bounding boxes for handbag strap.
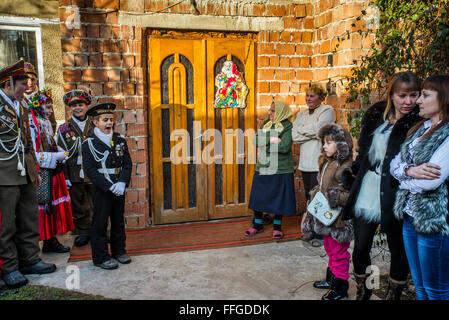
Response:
[319,162,329,193]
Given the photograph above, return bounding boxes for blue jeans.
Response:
[402,214,449,300]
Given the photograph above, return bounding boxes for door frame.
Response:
[147,29,257,225]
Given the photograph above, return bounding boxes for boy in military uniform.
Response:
[0,61,56,288]
[82,102,132,270]
[56,90,94,247]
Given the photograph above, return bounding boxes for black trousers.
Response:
[69,182,94,236]
[91,187,126,265]
[352,217,409,281]
[301,171,318,201]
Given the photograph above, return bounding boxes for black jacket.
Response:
[82,132,132,193]
[341,101,422,233]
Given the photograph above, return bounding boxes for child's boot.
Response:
[321,277,348,300]
[385,277,407,300]
[313,267,333,290]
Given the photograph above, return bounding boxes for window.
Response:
[0,24,44,87]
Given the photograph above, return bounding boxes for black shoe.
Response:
[19,261,56,275]
[354,273,373,300]
[42,237,71,253]
[113,254,132,264]
[94,259,119,270]
[2,270,28,289]
[321,277,349,300]
[74,235,90,247]
[313,267,334,290]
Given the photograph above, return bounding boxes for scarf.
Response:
[72,115,87,133]
[261,101,293,132]
[94,127,113,147]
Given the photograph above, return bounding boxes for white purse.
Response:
[307,162,342,226]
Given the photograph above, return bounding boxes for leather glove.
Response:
[54,151,68,163]
[65,179,72,188]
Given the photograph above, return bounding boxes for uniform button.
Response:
[380,192,384,196]
[382,173,386,177]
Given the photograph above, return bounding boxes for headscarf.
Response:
[261,101,293,132]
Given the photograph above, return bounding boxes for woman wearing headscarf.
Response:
[245,100,296,239]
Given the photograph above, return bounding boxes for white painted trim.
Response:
[0,15,59,26]
[119,12,284,32]
[0,24,45,88]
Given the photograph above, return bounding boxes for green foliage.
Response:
[0,284,112,300]
[345,0,449,106]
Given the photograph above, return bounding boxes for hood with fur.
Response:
[318,123,354,162]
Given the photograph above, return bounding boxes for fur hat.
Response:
[318,123,354,161]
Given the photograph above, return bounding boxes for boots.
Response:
[321,276,349,300]
[313,267,334,290]
[385,277,407,300]
[354,273,372,301]
[42,237,70,253]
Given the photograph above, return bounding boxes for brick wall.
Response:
[58,0,373,227]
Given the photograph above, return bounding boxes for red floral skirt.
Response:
[38,170,74,241]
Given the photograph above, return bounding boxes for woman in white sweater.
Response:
[292,83,335,245]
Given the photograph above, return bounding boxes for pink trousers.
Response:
[323,235,351,281]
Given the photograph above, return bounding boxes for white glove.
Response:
[110,182,126,196]
[55,151,68,163]
[65,179,72,188]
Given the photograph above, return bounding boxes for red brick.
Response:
[294,4,307,18]
[258,69,275,81]
[279,57,290,68]
[89,83,103,96]
[283,17,302,29]
[253,4,265,16]
[290,57,300,68]
[86,24,99,38]
[103,54,122,67]
[136,138,146,150]
[83,69,108,82]
[280,31,291,42]
[103,83,121,96]
[123,110,136,123]
[266,4,286,17]
[89,54,102,67]
[270,82,280,93]
[94,0,119,9]
[107,68,121,81]
[136,163,147,176]
[125,190,138,203]
[257,56,270,67]
[121,0,145,12]
[123,55,135,68]
[257,82,270,93]
[258,95,274,107]
[74,54,88,67]
[62,54,75,67]
[258,43,275,55]
[280,82,290,94]
[100,25,113,39]
[80,12,107,24]
[276,44,295,55]
[276,69,295,81]
[63,69,82,82]
[61,39,81,52]
[269,56,279,68]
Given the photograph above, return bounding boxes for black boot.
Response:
[313,267,333,290]
[321,277,349,300]
[385,277,407,300]
[354,273,372,301]
[42,237,70,253]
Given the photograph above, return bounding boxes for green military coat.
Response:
[0,93,38,185]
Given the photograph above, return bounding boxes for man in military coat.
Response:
[56,89,94,247]
[0,60,56,288]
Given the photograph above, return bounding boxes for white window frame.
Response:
[0,17,52,89]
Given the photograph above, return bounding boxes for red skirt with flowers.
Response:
[38,169,74,241]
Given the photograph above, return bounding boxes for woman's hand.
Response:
[406,163,441,180]
[269,137,281,144]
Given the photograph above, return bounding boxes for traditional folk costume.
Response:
[28,89,73,252]
[0,61,56,288]
[81,103,132,269]
[56,90,94,247]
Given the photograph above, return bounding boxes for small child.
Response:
[82,103,132,270]
[301,123,354,300]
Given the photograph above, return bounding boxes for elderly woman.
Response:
[292,83,335,246]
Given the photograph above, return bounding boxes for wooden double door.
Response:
[148,31,256,225]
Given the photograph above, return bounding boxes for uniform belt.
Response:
[98,168,121,174]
